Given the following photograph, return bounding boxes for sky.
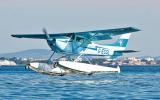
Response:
[0,0,160,57]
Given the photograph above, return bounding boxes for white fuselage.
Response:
[53,37,125,57]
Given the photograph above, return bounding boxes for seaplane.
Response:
[11,27,140,75]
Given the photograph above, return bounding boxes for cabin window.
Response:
[75,37,84,43]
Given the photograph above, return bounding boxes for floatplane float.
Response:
[28,61,120,75]
[12,27,140,75]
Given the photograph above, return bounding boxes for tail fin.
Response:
[111,33,131,48]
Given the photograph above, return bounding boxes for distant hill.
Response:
[0,49,53,59]
[1,49,159,60]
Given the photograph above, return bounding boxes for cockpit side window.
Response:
[75,37,84,43]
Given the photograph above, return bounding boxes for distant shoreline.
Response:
[0,64,25,67]
[1,64,160,67]
[120,65,160,67]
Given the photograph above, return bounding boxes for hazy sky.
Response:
[0,0,160,57]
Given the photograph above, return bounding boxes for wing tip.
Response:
[130,27,141,32]
[11,34,16,37]
[11,34,22,38]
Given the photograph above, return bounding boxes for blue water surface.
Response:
[0,65,160,99]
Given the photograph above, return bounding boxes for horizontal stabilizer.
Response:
[115,50,139,53]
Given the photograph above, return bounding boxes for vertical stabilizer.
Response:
[111,33,131,48]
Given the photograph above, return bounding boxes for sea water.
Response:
[0,65,160,99]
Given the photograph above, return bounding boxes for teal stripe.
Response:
[108,39,128,47]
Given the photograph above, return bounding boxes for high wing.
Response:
[11,27,140,41]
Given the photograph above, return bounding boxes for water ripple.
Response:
[0,66,160,99]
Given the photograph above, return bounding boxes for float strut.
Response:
[48,51,55,63]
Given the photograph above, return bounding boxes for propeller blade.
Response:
[42,28,50,39]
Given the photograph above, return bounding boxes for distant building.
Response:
[144,57,154,62]
[0,60,16,66]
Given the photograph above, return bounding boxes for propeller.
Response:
[42,28,50,40]
[42,28,56,52]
